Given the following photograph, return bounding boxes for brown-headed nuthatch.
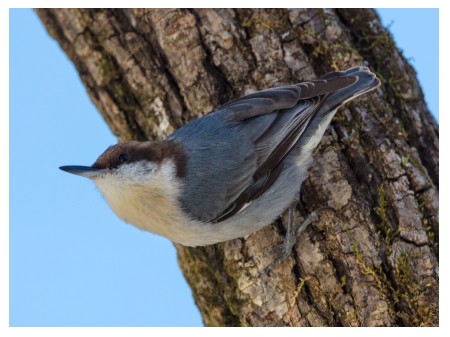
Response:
[60,66,380,266]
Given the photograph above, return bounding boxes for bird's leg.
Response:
[261,197,334,276]
[260,194,300,275]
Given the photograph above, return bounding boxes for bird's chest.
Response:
[95,173,193,240]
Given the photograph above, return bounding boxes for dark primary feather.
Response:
[168,67,379,222]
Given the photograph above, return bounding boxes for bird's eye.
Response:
[119,153,129,164]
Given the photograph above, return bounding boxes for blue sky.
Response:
[9,8,438,327]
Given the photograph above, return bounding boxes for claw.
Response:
[260,204,336,276]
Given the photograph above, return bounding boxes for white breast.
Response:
[94,160,196,241]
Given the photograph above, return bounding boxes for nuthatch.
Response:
[60,67,380,259]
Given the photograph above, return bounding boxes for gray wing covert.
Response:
[169,76,358,223]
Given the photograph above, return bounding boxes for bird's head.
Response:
[60,140,187,232]
[60,140,186,190]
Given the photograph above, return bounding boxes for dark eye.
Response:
[119,153,129,164]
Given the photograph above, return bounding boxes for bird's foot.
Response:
[260,204,335,276]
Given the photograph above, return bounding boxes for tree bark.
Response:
[36,8,439,326]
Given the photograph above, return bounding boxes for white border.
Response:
[3,1,445,336]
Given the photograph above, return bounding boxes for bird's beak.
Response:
[59,165,104,179]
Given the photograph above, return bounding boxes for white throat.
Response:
[93,159,189,239]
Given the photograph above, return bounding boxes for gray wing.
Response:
[169,76,357,222]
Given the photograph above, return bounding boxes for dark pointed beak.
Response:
[59,165,104,179]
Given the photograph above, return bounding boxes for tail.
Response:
[291,66,380,161]
[318,66,381,113]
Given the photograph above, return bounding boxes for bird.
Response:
[60,66,380,262]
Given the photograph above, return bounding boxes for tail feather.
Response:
[319,66,381,112]
[292,66,380,158]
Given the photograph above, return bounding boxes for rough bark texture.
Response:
[36,8,439,326]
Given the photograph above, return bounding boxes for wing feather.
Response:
[209,76,358,222]
[170,73,361,222]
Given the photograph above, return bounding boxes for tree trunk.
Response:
[36,8,439,327]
